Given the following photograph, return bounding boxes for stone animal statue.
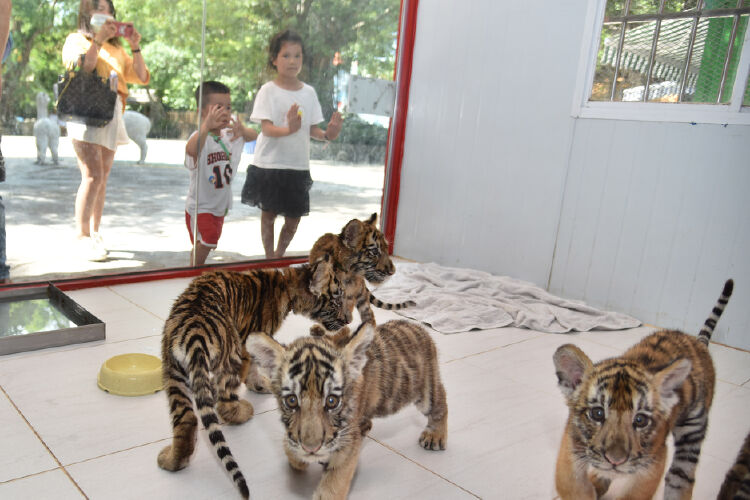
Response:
[123,110,151,163]
[33,92,60,165]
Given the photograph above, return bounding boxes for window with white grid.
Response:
[575,0,750,124]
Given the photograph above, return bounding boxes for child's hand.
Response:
[94,20,118,45]
[126,26,141,50]
[286,103,302,134]
[229,114,244,141]
[325,111,343,141]
[204,104,228,131]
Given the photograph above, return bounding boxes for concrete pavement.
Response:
[1,136,385,284]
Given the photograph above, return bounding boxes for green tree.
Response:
[1,0,77,124]
[116,0,270,112]
[2,0,400,135]
[252,0,400,118]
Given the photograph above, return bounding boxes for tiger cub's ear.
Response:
[310,325,353,349]
[654,358,692,412]
[553,344,593,400]
[343,322,375,380]
[246,333,284,376]
[341,219,366,250]
[309,254,334,297]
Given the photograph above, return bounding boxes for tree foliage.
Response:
[2,0,400,131]
[1,0,77,123]
[604,0,705,18]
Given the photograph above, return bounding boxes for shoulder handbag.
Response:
[56,55,118,128]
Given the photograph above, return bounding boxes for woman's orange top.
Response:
[62,32,150,111]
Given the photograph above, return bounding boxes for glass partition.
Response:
[1,0,401,284]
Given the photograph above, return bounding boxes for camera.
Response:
[113,22,134,38]
[90,13,133,38]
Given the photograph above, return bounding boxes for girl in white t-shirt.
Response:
[241,29,342,259]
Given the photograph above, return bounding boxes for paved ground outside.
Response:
[1,135,385,284]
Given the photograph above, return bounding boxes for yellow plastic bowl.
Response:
[97,353,163,396]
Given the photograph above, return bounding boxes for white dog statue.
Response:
[123,110,151,163]
[33,92,60,165]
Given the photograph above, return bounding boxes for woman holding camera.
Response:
[62,0,149,261]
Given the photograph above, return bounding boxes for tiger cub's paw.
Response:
[313,483,348,500]
[157,445,190,471]
[217,399,254,424]
[419,428,447,451]
[359,417,373,436]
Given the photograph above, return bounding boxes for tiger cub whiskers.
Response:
[553,279,733,500]
[157,257,351,499]
[247,319,448,500]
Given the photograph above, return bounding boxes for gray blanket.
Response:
[371,262,641,334]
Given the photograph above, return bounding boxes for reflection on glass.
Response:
[2,0,399,284]
[0,299,76,338]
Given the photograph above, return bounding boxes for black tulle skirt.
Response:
[241,165,313,218]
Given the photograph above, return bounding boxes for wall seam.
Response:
[546,116,579,292]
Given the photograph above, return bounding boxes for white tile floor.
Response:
[1,273,748,499]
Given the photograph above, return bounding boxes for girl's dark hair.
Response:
[267,29,305,71]
[195,81,231,109]
[77,0,121,46]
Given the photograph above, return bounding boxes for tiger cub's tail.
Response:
[190,351,250,499]
[369,293,416,311]
[698,279,734,346]
[717,429,750,500]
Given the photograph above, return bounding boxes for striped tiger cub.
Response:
[157,257,352,499]
[718,429,750,500]
[341,274,416,324]
[310,213,415,324]
[553,279,734,500]
[247,214,414,394]
[247,319,448,499]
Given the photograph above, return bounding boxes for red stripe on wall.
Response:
[382,0,419,254]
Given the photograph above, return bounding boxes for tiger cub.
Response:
[553,279,733,500]
[310,213,396,284]
[247,319,448,500]
[341,274,416,325]
[310,213,415,324]
[246,214,413,393]
[157,257,351,499]
[718,429,750,500]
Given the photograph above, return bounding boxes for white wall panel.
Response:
[395,0,586,286]
[549,120,750,349]
[393,0,750,349]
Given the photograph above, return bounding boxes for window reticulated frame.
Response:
[573,0,750,124]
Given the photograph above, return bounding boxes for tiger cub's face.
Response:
[350,213,395,284]
[554,344,691,475]
[311,213,395,285]
[247,325,373,463]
